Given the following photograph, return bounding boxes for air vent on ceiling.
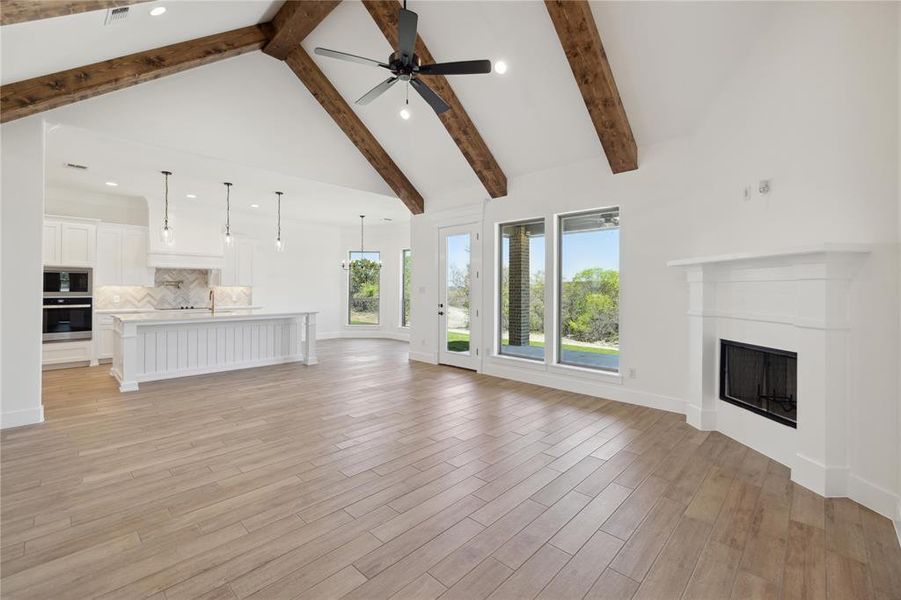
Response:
[105,6,130,25]
[65,162,88,170]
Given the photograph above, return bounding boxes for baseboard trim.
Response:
[482,361,684,414]
[320,331,411,342]
[409,351,438,364]
[685,404,717,430]
[846,472,901,525]
[1,406,44,429]
[895,500,901,549]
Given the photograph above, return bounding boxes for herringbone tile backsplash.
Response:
[95,269,252,309]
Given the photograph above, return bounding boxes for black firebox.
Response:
[719,339,797,428]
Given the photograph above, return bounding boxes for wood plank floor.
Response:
[2,339,899,600]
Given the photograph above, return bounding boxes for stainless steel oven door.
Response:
[43,298,93,342]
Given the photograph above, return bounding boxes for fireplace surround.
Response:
[669,244,870,504]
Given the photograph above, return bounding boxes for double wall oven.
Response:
[43,267,93,342]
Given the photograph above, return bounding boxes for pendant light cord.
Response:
[163,172,169,227]
[360,215,365,253]
[224,182,232,235]
[276,192,282,240]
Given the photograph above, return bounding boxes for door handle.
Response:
[438,311,444,316]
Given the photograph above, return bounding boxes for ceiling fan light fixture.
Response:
[399,106,411,120]
[150,6,166,16]
[494,60,508,75]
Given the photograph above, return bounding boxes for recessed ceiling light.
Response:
[250,203,259,208]
[150,6,166,16]
[105,181,118,187]
[186,194,196,199]
[494,60,508,75]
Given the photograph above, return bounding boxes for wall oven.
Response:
[43,267,93,342]
[43,297,93,341]
[44,267,92,297]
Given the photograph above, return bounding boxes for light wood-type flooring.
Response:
[2,339,899,599]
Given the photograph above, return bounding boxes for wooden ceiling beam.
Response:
[1,24,269,123]
[361,0,507,199]
[284,47,424,214]
[0,0,152,26]
[263,0,340,61]
[544,0,637,173]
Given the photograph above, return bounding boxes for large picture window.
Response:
[348,251,380,325]
[557,208,620,371]
[401,249,412,327]
[499,219,545,360]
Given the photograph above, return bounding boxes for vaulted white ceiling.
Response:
[2,0,776,216]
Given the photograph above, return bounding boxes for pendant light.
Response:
[159,170,175,246]
[274,191,285,253]
[341,215,382,270]
[223,182,234,247]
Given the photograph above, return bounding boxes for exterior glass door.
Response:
[439,224,480,370]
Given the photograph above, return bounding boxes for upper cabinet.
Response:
[215,237,254,287]
[43,217,96,267]
[43,221,62,265]
[95,223,154,287]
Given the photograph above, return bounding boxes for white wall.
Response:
[1,117,45,428]
[410,2,900,520]
[45,186,147,225]
[340,221,411,340]
[231,213,346,339]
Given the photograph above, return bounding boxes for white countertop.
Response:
[96,306,263,314]
[112,309,316,326]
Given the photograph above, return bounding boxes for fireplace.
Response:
[719,339,797,428]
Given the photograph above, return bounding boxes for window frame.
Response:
[347,250,381,326]
[555,206,621,373]
[401,248,411,328]
[496,217,547,362]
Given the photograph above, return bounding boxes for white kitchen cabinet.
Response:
[96,226,123,285]
[43,221,62,265]
[94,224,154,286]
[215,238,254,287]
[43,217,96,267]
[123,227,154,285]
[94,314,115,361]
[60,221,96,266]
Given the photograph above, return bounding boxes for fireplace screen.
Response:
[719,340,797,428]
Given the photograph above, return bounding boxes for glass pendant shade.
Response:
[274,237,285,253]
[224,231,233,247]
[160,224,175,246]
[159,170,174,246]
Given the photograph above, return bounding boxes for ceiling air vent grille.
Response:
[65,163,88,170]
[105,7,130,25]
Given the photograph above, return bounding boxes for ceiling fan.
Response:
[313,2,491,115]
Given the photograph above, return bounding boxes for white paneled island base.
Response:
[111,310,318,392]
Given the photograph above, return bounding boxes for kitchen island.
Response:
[111,310,317,392]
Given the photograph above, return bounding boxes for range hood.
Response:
[147,250,223,270]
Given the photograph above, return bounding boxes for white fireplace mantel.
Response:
[669,245,870,504]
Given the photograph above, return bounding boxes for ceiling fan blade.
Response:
[397,8,418,63]
[314,47,389,69]
[417,60,492,75]
[410,78,450,114]
[356,77,399,105]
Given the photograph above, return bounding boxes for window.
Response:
[557,208,620,371]
[348,251,380,325]
[401,249,412,327]
[499,219,545,360]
